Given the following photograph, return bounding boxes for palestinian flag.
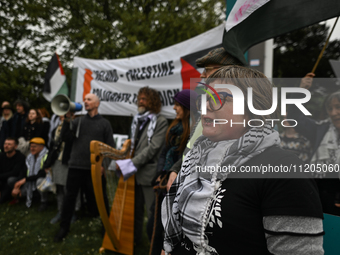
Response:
[43,53,69,102]
[223,0,340,66]
[180,45,222,89]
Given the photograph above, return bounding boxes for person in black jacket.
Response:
[0,137,26,203]
[17,108,44,156]
[11,99,29,139]
[22,109,44,141]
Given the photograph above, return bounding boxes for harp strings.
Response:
[98,141,131,160]
[98,141,131,238]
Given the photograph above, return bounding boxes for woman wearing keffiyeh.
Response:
[148,89,198,255]
[161,66,324,255]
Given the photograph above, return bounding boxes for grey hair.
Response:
[325,91,340,112]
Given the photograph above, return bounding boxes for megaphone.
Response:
[51,94,83,116]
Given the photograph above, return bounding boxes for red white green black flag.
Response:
[43,53,69,102]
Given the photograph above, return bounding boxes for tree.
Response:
[274,23,340,79]
[273,23,340,119]
[0,0,226,110]
[0,1,53,108]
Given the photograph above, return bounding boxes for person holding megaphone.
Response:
[51,94,83,116]
[52,93,115,242]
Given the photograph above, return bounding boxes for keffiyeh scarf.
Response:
[310,121,340,178]
[130,111,158,151]
[161,125,280,254]
[25,147,48,207]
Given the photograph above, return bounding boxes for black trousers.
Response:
[134,183,154,244]
[147,189,166,255]
[134,183,145,244]
[60,168,108,230]
[0,176,19,203]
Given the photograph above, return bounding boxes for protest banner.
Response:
[72,24,224,118]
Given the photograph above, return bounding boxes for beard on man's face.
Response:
[137,99,150,114]
[137,106,146,114]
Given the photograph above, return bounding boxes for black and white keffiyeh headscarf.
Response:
[130,111,158,151]
[161,124,280,254]
[25,146,48,208]
[310,120,340,178]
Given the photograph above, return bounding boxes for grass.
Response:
[0,193,150,255]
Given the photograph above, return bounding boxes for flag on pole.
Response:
[43,53,69,102]
[223,0,340,65]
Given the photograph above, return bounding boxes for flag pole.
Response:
[311,17,339,73]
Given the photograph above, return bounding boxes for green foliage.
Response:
[0,0,225,108]
[274,23,340,119]
[274,23,340,79]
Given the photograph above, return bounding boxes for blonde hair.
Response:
[206,65,278,123]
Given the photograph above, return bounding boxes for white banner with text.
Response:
[72,24,224,118]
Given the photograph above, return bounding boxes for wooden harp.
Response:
[90,139,134,255]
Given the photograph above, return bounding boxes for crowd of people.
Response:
[0,47,339,254]
[0,99,56,207]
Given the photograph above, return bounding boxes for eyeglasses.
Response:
[196,92,233,112]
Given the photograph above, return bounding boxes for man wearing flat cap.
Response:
[196,47,244,79]
[11,137,49,210]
